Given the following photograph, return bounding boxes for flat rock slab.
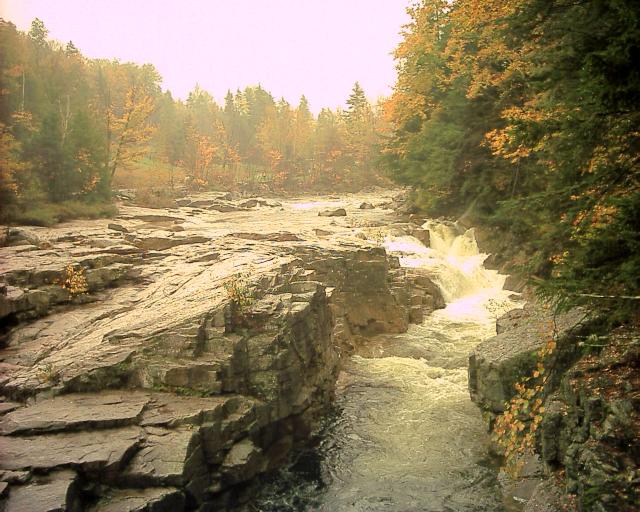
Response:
[140,394,233,427]
[0,392,150,435]
[2,470,79,512]
[0,426,143,472]
[91,487,185,512]
[133,236,209,251]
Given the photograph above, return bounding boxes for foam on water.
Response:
[250,220,522,512]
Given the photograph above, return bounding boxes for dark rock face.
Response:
[468,305,587,415]
[470,302,638,511]
[537,331,639,511]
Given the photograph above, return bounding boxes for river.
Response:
[247,221,521,512]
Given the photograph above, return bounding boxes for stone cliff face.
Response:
[469,301,639,511]
[0,191,443,511]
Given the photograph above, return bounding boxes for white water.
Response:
[251,222,521,512]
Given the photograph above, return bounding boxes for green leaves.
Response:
[385,0,640,321]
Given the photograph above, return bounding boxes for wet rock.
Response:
[408,227,430,246]
[188,199,217,208]
[239,198,264,208]
[2,470,80,512]
[0,426,143,473]
[90,487,185,512]
[0,391,149,435]
[318,208,347,217]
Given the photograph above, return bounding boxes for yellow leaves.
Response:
[0,122,27,199]
[485,128,531,163]
[494,326,559,477]
[61,264,88,295]
[550,251,569,265]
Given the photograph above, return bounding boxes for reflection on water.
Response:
[248,222,521,511]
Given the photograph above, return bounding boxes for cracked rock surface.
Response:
[0,190,443,510]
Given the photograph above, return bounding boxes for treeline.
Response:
[0,18,386,223]
[384,0,640,318]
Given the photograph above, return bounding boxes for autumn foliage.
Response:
[384,0,640,319]
[0,19,387,225]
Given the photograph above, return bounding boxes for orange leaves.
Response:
[109,82,156,178]
[493,326,557,477]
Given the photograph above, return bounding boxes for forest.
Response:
[0,17,386,225]
[382,0,640,321]
[0,1,638,510]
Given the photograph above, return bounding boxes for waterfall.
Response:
[250,218,522,512]
[384,221,514,322]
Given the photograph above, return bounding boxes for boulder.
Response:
[318,208,347,217]
[469,307,587,414]
[107,223,129,234]
[121,427,209,501]
[207,203,244,213]
[188,200,216,208]
[220,438,266,485]
[409,227,430,247]
[359,202,375,210]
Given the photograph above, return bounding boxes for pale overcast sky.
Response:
[0,0,411,113]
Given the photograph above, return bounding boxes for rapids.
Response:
[243,221,522,511]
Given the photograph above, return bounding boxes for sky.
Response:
[0,0,412,113]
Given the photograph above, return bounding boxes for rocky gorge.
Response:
[0,190,445,511]
[1,190,637,512]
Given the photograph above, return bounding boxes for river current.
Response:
[248,221,521,511]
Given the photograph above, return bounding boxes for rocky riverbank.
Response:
[0,190,444,511]
[468,285,639,510]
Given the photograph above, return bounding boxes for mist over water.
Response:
[250,221,521,512]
